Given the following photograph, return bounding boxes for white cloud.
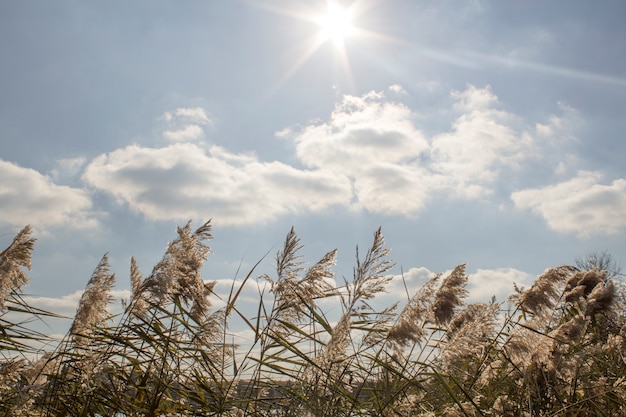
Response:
[163,124,205,142]
[26,290,83,316]
[75,85,590,231]
[431,85,534,197]
[162,107,213,143]
[0,160,97,230]
[511,171,626,237]
[291,85,559,213]
[82,143,352,226]
[372,265,528,312]
[163,107,213,125]
[174,107,213,125]
[25,289,129,317]
[467,268,531,302]
[294,90,433,215]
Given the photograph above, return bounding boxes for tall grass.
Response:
[1,221,625,416]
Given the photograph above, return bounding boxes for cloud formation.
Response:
[512,171,626,237]
[6,86,616,237]
[81,85,600,231]
[82,143,352,225]
[430,86,533,197]
[0,160,96,230]
[294,91,433,215]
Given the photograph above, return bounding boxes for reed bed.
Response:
[1,221,625,416]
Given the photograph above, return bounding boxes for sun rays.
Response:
[250,0,376,94]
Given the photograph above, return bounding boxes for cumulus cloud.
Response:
[82,143,352,226]
[79,85,586,231]
[431,85,534,197]
[291,84,557,213]
[0,159,97,230]
[511,171,626,237]
[294,90,434,215]
[373,266,528,313]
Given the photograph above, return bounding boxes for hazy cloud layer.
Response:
[512,171,626,237]
[0,160,96,230]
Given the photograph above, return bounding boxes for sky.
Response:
[1,0,626,337]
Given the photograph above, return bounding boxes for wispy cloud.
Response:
[512,171,626,237]
[162,107,213,142]
[49,157,87,181]
[163,107,213,125]
[0,160,97,231]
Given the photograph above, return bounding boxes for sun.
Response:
[316,3,355,47]
[251,0,378,93]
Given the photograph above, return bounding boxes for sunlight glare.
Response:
[317,3,355,47]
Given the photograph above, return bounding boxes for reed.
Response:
[1,221,624,416]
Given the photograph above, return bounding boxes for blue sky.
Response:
[1,0,626,335]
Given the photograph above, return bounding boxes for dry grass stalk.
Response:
[0,225,35,310]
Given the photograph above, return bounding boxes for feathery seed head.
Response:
[552,314,587,343]
[140,220,213,313]
[70,254,116,344]
[353,227,393,301]
[0,225,35,310]
[271,228,337,323]
[387,272,441,348]
[586,279,615,316]
[432,263,468,324]
[517,265,575,315]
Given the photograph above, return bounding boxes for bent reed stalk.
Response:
[1,221,625,416]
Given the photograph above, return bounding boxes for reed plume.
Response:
[387,272,441,348]
[432,263,468,325]
[515,265,575,315]
[269,227,336,323]
[69,253,116,344]
[0,225,35,310]
[139,220,215,321]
